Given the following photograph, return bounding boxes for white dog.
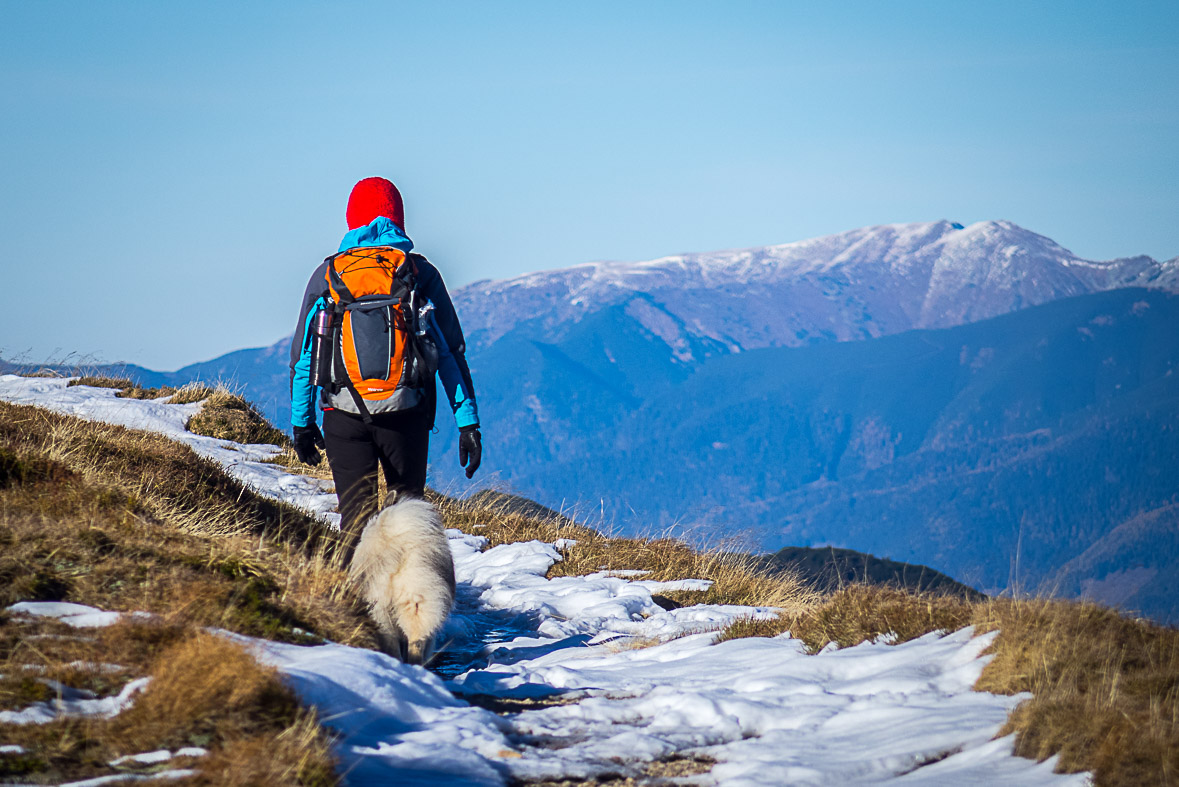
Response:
[349,495,456,665]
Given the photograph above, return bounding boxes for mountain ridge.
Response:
[11,218,1169,382]
[452,220,1177,377]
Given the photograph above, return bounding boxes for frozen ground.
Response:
[0,376,1091,786]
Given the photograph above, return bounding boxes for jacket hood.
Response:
[338,217,414,253]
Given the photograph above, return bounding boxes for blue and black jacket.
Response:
[289,217,479,431]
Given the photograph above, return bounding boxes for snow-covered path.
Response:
[0,376,1089,786]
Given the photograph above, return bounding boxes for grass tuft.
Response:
[184,709,339,787]
[185,388,289,447]
[112,631,298,751]
[116,384,177,400]
[66,376,176,399]
[67,376,136,390]
[169,382,215,405]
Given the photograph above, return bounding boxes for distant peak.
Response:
[944,219,1074,251]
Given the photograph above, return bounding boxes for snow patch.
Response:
[54,771,197,786]
[0,677,150,725]
[109,748,208,766]
[8,601,124,628]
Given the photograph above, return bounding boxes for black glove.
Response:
[292,423,325,466]
[459,425,482,479]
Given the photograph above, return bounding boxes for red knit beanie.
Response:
[345,177,405,230]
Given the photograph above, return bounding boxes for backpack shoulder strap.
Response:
[330,325,374,424]
[324,252,356,304]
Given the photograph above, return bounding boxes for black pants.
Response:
[322,407,430,566]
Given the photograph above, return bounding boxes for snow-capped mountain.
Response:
[454,219,1176,363]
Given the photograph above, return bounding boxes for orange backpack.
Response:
[313,246,438,421]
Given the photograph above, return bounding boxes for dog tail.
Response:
[350,496,456,664]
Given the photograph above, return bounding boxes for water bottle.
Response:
[309,308,335,388]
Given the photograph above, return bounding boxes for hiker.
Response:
[288,177,481,563]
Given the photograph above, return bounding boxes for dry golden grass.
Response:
[716,585,1179,786]
[717,584,975,651]
[0,618,163,716]
[0,616,338,785]
[113,631,298,749]
[263,445,336,483]
[431,488,594,546]
[169,382,215,405]
[185,387,289,447]
[66,375,137,390]
[976,599,1179,785]
[67,376,177,399]
[116,384,178,400]
[180,709,339,787]
[0,399,370,647]
[0,399,351,782]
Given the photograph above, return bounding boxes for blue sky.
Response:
[2,1,1176,369]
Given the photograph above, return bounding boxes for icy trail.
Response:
[0,377,1089,786]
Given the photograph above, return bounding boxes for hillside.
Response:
[0,391,359,784]
[756,546,984,599]
[3,376,1178,785]
[5,376,1179,784]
